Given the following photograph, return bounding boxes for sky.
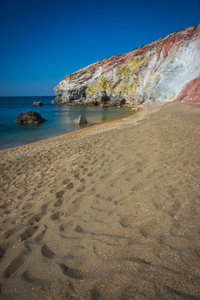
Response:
[0,0,199,96]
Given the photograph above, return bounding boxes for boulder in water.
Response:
[74,115,87,125]
[15,111,46,124]
[32,101,44,106]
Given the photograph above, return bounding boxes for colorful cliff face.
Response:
[53,24,200,105]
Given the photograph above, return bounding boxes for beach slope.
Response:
[0,102,200,299]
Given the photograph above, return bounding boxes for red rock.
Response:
[175,76,200,103]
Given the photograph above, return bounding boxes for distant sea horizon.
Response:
[0,96,136,150]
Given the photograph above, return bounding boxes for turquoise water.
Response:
[0,96,135,150]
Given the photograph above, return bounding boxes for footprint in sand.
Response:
[119,216,135,228]
[83,168,88,174]
[139,227,149,237]
[74,173,80,179]
[59,221,73,232]
[67,182,74,190]
[54,198,63,207]
[168,187,179,198]
[139,220,160,238]
[56,190,65,198]
[21,226,38,241]
[34,228,47,242]
[62,178,70,185]
[0,202,10,209]
[3,250,29,279]
[17,191,28,200]
[91,285,101,300]
[74,224,84,233]
[51,211,63,220]
[135,160,145,166]
[22,203,34,210]
[0,243,9,261]
[168,201,181,217]
[41,201,52,210]
[28,209,47,225]
[5,224,24,239]
[41,244,56,259]
[100,172,111,180]
[72,195,84,205]
[60,263,84,280]
[87,172,93,177]
[76,185,85,193]
[22,270,48,285]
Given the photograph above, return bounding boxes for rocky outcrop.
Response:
[53,24,200,105]
[15,112,46,124]
[32,101,44,106]
[175,75,200,103]
[74,115,87,125]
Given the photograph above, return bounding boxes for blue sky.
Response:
[0,0,199,96]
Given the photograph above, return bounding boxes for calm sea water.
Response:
[0,96,135,150]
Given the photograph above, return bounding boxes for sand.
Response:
[0,102,200,300]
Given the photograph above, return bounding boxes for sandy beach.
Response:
[0,102,200,300]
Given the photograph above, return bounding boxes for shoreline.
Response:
[0,105,145,154]
[0,98,167,154]
[0,101,199,299]
[0,103,140,153]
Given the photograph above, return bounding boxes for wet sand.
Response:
[0,102,200,299]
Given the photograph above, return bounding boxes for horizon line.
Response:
[0,95,55,97]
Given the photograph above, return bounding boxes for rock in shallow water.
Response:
[32,101,44,106]
[15,111,46,124]
[74,115,87,125]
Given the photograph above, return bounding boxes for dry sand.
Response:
[0,102,200,300]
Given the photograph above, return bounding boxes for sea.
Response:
[0,96,136,150]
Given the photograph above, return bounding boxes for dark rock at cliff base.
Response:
[91,91,109,104]
[120,98,126,105]
[15,111,46,124]
[74,115,87,125]
[32,101,44,106]
[99,91,109,103]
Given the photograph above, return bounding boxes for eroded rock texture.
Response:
[53,24,200,105]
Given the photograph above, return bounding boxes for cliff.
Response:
[53,24,200,105]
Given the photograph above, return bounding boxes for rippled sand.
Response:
[0,102,200,299]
